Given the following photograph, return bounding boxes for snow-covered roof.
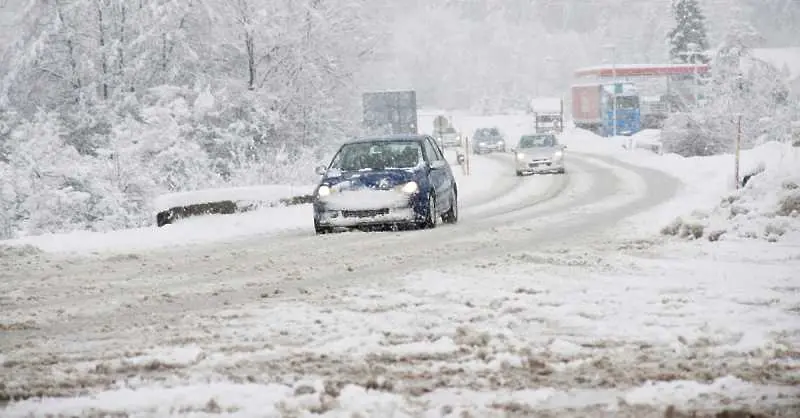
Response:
[748,47,800,81]
[528,97,562,112]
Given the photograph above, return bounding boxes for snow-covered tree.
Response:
[661,20,792,157]
[668,0,710,64]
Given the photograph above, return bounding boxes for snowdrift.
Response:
[659,144,800,242]
[561,127,662,154]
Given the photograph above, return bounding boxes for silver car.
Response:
[512,134,566,176]
[438,130,462,148]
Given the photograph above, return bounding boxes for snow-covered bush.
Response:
[661,147,800,242]
[0,0,373,238]
[661,112,730,157]
[0,84,343,239]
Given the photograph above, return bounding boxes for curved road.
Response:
[1,149,682,404]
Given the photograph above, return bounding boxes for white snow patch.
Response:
[4,203,312,254]
[153,184,314,212]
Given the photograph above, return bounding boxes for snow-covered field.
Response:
[2,114,799,417]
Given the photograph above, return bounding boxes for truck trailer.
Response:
[570,82,641,137]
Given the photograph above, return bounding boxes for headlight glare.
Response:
[317,185,331,197]
[400,181,419,194]
[553,151,563,159]
[516,152,525,161]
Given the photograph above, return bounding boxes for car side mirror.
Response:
[315,165,327,176]
[429,160,446,170]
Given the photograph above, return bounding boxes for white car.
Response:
[512,133,566,176]
[438,130,462,148]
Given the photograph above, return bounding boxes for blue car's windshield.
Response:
[519,135,556,148]
[329,140,423,171]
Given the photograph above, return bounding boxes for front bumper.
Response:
[516,157,564,173]
[314,192,424,228]
[475,143,505,152]
[315,207,418,227]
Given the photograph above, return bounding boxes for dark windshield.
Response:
[536,115,559,123]
[475,128,500,138]
[329,140,423,171]
[519,135,557,148]
[616,96,639,110]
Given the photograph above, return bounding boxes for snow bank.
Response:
[662,158,800,242]
[5,204,312,254]
[153,184,315,212]
[561,127,662,155]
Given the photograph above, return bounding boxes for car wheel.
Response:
[558,167,566,174]
[422,193,438,229]
[515,170,523,176]
[314,221,332,235]
[442,191,458,224]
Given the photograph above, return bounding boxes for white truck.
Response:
[528,97,564,134]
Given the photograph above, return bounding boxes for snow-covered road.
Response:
[2,126,799,417]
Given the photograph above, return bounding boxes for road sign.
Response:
[433,115,449,132]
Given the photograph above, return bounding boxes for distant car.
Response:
[313,135,459,234]
[512,133,567,176]
[438,128,462,148]
[472,127,506,154]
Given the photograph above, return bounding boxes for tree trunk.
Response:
[118,3,132,92]
[245,31,255,90]
[97,1,108,100]
[162,32,168,74]
[56,1,81,102]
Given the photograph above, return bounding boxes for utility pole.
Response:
[688,43,700,106]
[611,45,618,137]
[735,114,742,189]
[464,137,471,176]
[601,44,622,138]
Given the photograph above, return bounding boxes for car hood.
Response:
[321,168,417,191]
[518,146,560,158]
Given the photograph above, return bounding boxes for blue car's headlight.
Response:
[399,181,418,194]
[317,185,331,197]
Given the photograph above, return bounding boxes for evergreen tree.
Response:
[668,0,710,64]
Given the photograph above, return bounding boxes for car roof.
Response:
[345,134,430,144]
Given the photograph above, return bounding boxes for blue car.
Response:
[313,134,458,234]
